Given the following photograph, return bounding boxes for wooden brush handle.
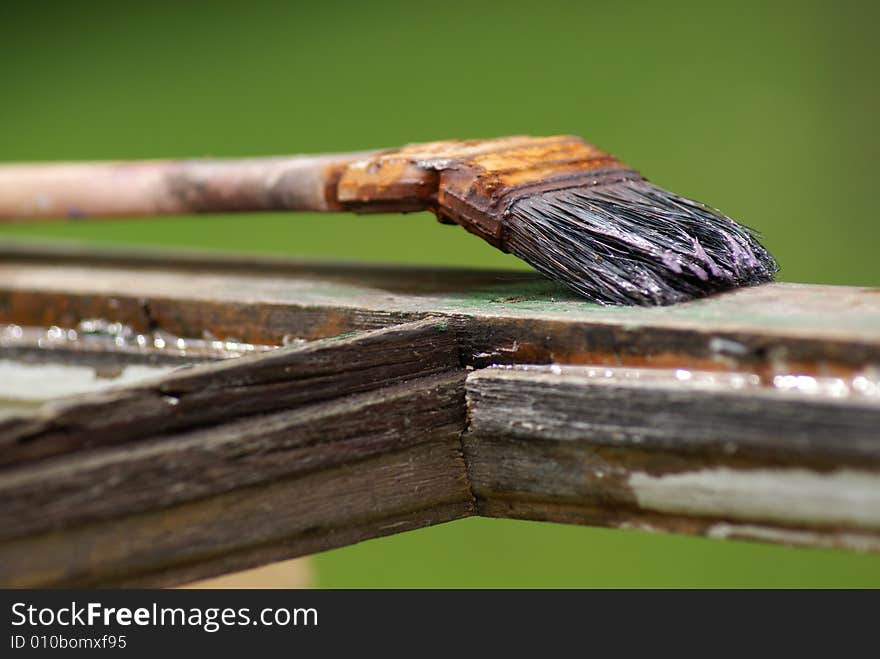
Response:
[0,152,372,221]
[0,137,632,249]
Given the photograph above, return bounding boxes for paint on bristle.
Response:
[0,135,779,306]
[505,177,778,305]
[336,136,778,306]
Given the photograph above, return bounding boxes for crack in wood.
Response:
[0,244,878,585]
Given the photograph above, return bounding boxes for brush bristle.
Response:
[504,179,778,306]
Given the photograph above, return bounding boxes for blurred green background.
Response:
[2,0,878,586]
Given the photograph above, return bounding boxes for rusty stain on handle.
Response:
[334,135,639,249]
[0,136,638,251]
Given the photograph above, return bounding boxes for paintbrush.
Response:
[0,135,777,305]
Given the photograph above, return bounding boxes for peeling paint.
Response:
[630,467,880,530]
[706,522,880,553]
[0,359,174,402]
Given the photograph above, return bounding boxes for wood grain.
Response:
[0,371,466,542]
[464,365,880,552]
[0,242,877,376]
[0,243,878,586]
[0,439,472,587]
[0,318,459,466]
[466,365,880,466]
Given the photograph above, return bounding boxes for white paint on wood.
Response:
[0,359,175,402]
[706,523,880,553]
[629,467,880,530]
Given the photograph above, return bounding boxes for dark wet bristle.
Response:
[504,179,778,305]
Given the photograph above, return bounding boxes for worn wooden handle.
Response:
[0,153,368,221]
[0,137,631,235]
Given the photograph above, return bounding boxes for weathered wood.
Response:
[0,371,466,542]
[0,242,878,377]
[0,314,471,586]
[0,318,459,466]
[0,439,472,587]
[464,365,880,552]
[0,321,263,365]
[0,242,879,585]
[466,365,880,466]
